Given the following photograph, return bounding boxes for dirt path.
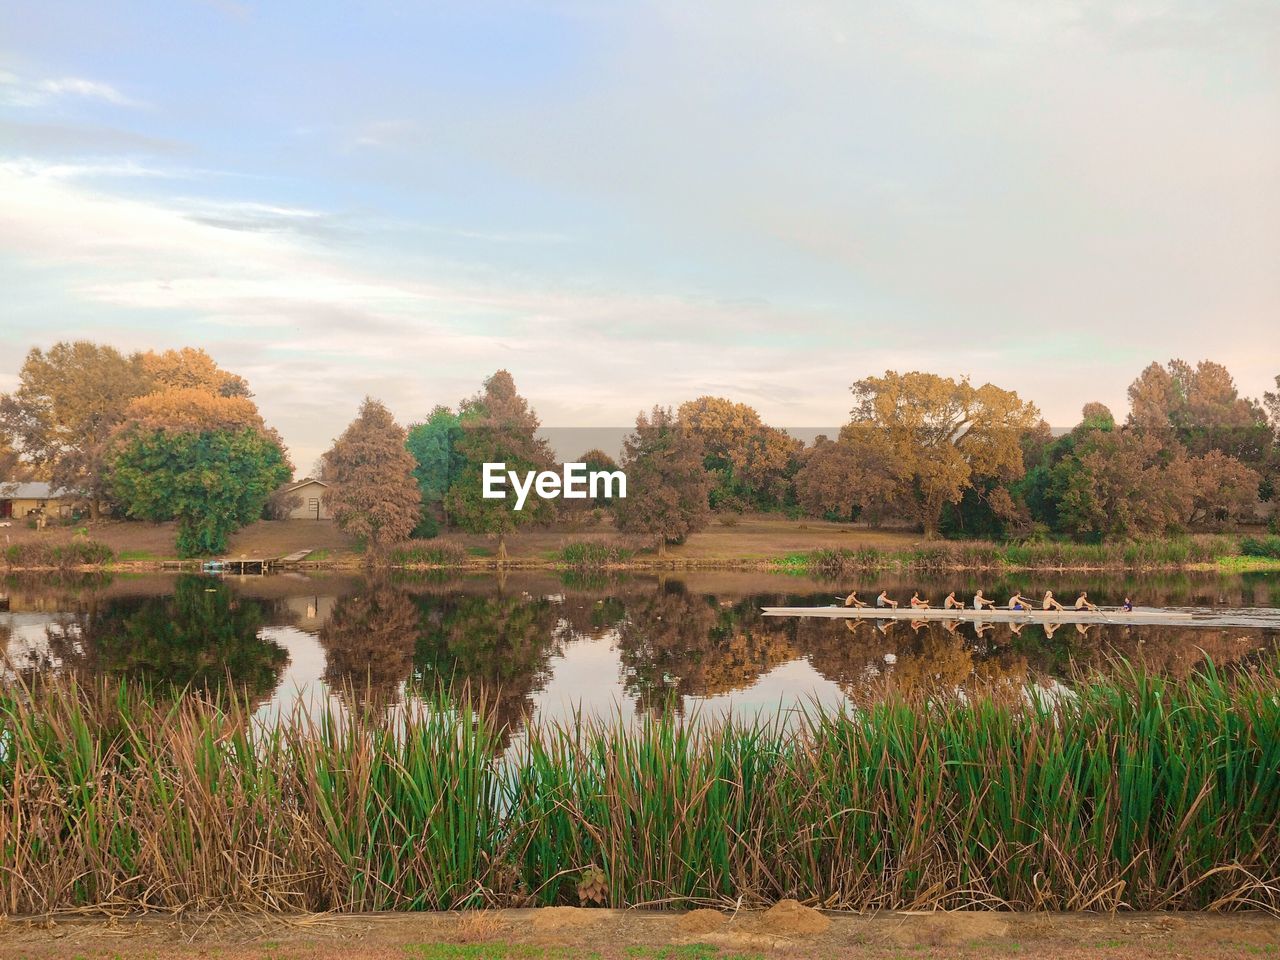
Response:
[2,906,1276,959]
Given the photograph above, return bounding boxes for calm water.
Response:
[4,569,1279,730]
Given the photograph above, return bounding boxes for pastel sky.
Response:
[2,1,1277,471]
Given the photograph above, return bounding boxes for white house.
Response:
[276,477,331,520]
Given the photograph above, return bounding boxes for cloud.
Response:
[0,71,144,109]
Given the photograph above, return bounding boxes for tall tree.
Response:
[612,406,711,556]
[110,390,291,556]
[1266,375,1280,433]
[845,372,1040,538]
[0,342,150,517]
[406,405,464,527]
[322,398,421,557]
[446,370,556,562]
[677,396,800,511]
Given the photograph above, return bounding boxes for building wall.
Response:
[286,482,331,520]
[1,498,71,519]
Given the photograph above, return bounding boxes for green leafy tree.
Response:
[323,398,422,557]
[612,406,711,556]
[446,370,556,562]
[111,427,291,556]
[406,405,465,530]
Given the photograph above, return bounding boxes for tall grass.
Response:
[793,536,1239,574]
[388,539,470,567]
[558,540,635,570]
[2,539,114,569]
[2,661,1278,914]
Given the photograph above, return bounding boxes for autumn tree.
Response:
[676,396,800,511]
[612,406,711,556]
[405,405,464,531]
[793,432,896,521]
[322,398,421,557]
[109,389,292,556]
[445,371,556,562]
[1127,359,1273,470]
[141,347,252,397]
[0,342,150,517]
[844,372,1040,537]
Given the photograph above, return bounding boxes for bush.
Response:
[388,539,467,566]
[1240,535,1280,559]
[4,539,115,569]
[559,540,634,569]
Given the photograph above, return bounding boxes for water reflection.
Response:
[3,570,1277,731]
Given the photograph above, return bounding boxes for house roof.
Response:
[282,476,329,492]
[0,481,68,499]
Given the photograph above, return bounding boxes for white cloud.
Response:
[0,71,144,109]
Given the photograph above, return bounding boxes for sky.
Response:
[2,0,1277,471]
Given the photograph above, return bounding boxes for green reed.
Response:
[2,659,1278,914]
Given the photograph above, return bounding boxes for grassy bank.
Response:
[4,525,1279,573]
[3,661,1278,915]
[775,535,1270,575]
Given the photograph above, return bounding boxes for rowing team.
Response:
[844,589,1134,613]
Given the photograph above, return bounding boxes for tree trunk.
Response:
[89,499,101,521]
[497,534,508,565]
[657,535,666,558]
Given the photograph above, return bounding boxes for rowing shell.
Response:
[760,605,1192,625]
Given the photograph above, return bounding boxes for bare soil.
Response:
[1,907,1275,959]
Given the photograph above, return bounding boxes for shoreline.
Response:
[4,554,1279,575]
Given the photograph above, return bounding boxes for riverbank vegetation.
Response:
[2,659,1277,914]
[3,342,1278,560]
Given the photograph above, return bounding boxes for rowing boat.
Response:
[760,605,1192,625]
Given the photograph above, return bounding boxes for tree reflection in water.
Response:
[411,590,562,735]
[32,575,288,700]
[318,579,418,704]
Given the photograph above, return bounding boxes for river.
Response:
[4,569,1279,731]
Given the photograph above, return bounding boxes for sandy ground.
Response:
[1,906,1276,959]
[3,516,920,564]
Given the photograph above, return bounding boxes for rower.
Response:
[1122,596,1134,612]
[1008,592,1033,611]
[844,591,868,608]
[943,590,964,609]
[909,591,930,609]
[876,590,898,609]
[1042,590,1064,611]
[1075,591,1098,612]
[973,589,996,610]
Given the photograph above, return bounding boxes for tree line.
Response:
[3,342,1278,557]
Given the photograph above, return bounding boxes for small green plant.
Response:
[1240,535,1280,560]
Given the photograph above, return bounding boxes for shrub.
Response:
[559,540,634,569]
[388,539,468,566]
[1240,535,1280,559]
[3,540,114,569]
